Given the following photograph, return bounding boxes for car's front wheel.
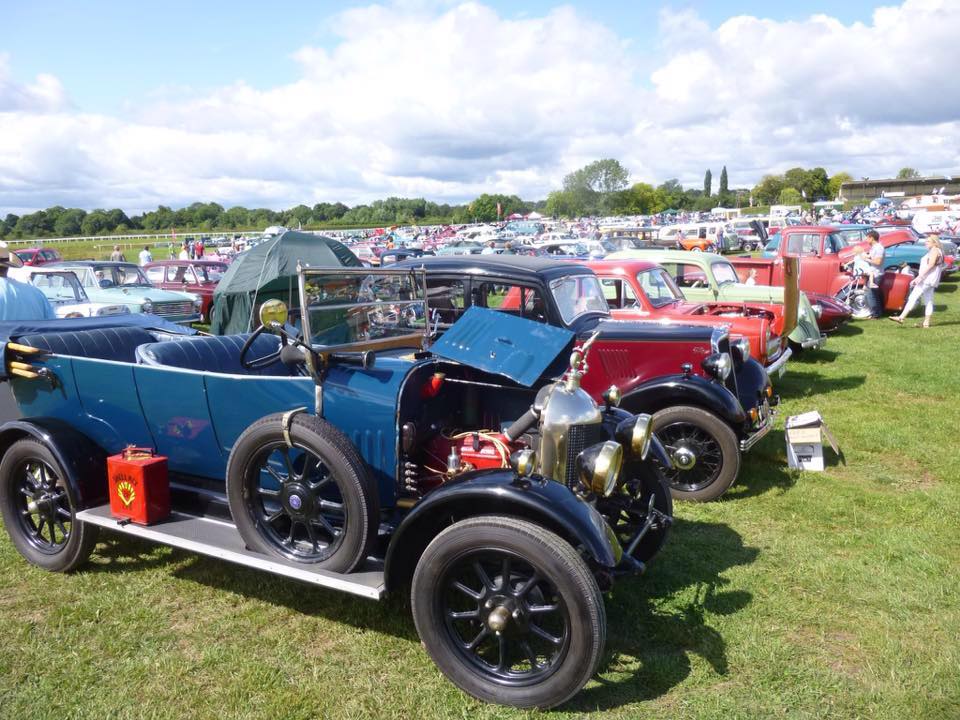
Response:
[650,405,740,501]
[411,516,605,709]
[0,439,99,572]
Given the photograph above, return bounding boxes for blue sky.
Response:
[3,1,884,114]
[1,0,957,213]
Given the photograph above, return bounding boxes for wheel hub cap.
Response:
[281,483,314,517]
[673,446,697,470]
[486,606,510,633]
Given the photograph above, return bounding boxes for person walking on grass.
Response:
[890,235,944,328]
[109,244,125,262]
[858,230,885,318]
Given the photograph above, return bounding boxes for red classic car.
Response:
[144,260,228,322]
[730,225,911,315]
[585,260,792,375]
[14,247,64,266]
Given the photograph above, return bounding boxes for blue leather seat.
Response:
[135,334,294,376]
[18,327,157,363]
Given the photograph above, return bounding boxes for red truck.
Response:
[584,260,793,375]
[729,225,911,315]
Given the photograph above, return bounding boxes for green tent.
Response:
[210,230,361,335]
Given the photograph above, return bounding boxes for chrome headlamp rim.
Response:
[142,299,153,314]
[702,352,732,380]
[576,440,623,497]
[732,337,751,363]
[614,414,653,461]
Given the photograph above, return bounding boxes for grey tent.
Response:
[210,230,361,335]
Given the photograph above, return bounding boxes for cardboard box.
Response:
[785,411,839,472]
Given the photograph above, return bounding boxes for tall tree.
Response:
[563,159,630,215]
[897,167,921,179]
[703,169,712,197]
[719,166,728,196]
[827,172,853,199]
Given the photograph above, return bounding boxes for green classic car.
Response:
[51,261,201,324]
[607,249,826,352]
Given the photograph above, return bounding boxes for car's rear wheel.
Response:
[0,439,99,572]
[411,516,605,709]
[650,405,740,502]
[226,414,378,573]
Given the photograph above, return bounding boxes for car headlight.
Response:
[142,299,153,313]
[732,337,751,363]
[510,449,537,477]
[576,440,623,497]
[702,352,732,380]
[614,414,653,460]
[193,297,202,311]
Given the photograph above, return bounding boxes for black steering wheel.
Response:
[240,323,290,370]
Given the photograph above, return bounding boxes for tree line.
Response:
[3,162,915,240]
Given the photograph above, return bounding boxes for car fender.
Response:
[734,357,772,409]
[384,469,622,592]
[0,418,108,509]
[619,374,747,428]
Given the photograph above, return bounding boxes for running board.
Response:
[76,505,386,600]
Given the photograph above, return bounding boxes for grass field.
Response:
[0,279,958,719]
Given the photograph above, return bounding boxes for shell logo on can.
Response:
[116,480,136,507]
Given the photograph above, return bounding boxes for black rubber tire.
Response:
[651,405,741,502]
[411,516,605,709]
[226,413,378,573]
[0,439,99,572]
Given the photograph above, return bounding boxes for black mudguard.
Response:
[384,469,621,592]
[734,357,771,412]
[0,418,108,509]
[619,374,747,428]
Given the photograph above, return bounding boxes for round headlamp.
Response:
[142,299,153,314]
[701,352,732,380]
[614,414,653,460]
[576,440,623,497]
[510,448,537,477]
[732,337,751,363]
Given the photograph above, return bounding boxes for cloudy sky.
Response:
[1,0,958,214]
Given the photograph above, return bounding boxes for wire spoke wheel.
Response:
[245,442,347,562]
[656,422,723,492]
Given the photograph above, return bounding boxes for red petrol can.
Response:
[107,447,170,525]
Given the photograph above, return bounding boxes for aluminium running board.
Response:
[76,505,385,600]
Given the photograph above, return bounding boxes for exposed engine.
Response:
[398,331,652,501]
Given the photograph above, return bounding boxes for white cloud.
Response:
[1,0,960,214]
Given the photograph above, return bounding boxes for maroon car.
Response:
[144,260,228,322]
[15,247,64,266]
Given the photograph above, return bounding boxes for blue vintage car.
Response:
[0,266,673,710]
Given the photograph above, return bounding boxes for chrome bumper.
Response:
[740,405,775,452]
[802,333,827,350]
[765,346,793,378]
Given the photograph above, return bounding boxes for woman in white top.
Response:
[890,235,944,328]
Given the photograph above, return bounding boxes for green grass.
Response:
[1,283,959,719]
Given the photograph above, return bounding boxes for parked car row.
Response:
[3,221,936,709]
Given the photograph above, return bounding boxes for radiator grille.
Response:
[151,301,195,319]
[565,423,607,488]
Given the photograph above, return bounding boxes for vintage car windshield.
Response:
[549,274,610,324]
[636,268,683,308]
[302,270,427,349]
[712,261,739,286]
[27,271,87,303]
